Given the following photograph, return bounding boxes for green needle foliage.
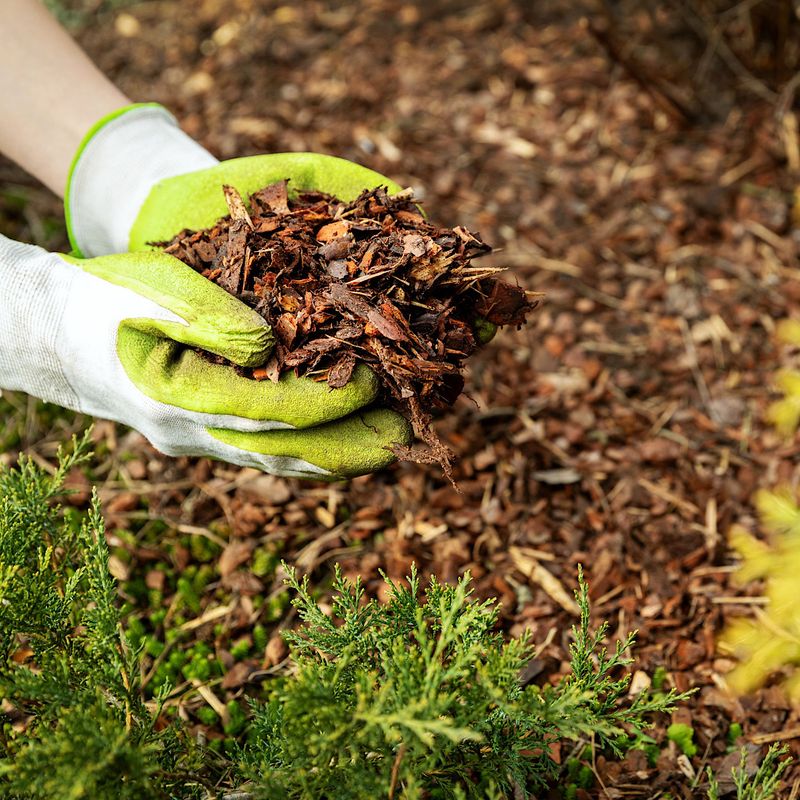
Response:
[706,745,790,800]
[0,442,791,799]
[0,434,203,800]
[235,565,689,799]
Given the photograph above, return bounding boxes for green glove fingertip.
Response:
[117,328,381,427]
[130,153,404,249]
[208,408,411,479]
[62,252,274,367]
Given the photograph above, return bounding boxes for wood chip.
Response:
[509,547,580,615]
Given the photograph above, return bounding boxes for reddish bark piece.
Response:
[316,220,351,242]
[193,239,217,262]
[284,337,342,368]
[325,283,409,342]
[275,313,298,348]
[394,209,426,225]
[251,180,290,215]
[218,222,248,295]
[327,350,357,389]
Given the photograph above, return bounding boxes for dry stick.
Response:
[582,16,698,125]
[118,642,134,734]
[750,725,800,745]
[674,0,777,104]
[388,744,407,799]
[679,317,716,424]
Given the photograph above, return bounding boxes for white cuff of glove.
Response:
[66,104,218,257]
[0,235,79,408]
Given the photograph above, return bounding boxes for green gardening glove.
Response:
[64,104,411,479]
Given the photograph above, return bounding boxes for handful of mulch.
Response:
[160,181,537,479]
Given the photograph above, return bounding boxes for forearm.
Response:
[0,0,129,195]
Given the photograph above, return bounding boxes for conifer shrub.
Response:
[235,564,685,799]
[0,439,789,799]
[0,433,203,798]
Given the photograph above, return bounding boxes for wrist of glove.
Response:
[65,103,404,257]
[0,235,409,479]
[66,103,217,257]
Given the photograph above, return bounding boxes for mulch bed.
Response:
[3,0,800,794]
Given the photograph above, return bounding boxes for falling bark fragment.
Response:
[157,182,538,477]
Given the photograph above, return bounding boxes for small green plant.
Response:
[666,722,697,757]
[651,665,668,691]
[727,722,743,746]
[706,745,790,800]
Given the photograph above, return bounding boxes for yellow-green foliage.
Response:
[766,320,800,435]
[719,488,800,699]
[724,318,800,697]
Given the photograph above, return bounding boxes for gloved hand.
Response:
[0,235,408,479]
[59,103,417,479]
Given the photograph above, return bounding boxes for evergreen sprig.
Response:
[706,745,790,800]
[235,563,689,799]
